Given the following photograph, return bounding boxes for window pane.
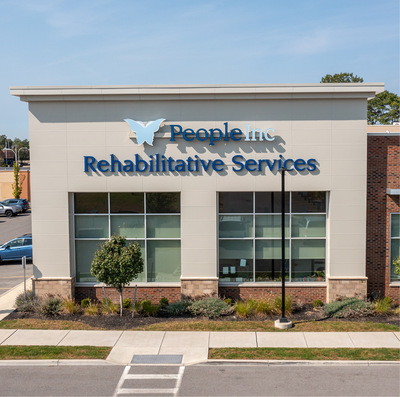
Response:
[146,193,180,213]
[128,240,145,282]
[219,192,253,213]
[291,215,326,237]
[74,193,108,214]
[9,239,23,248]
[219,240,253,282]
[23,238,32,246]
[291,240,325,282]
[391,214,400,238]
[147,215,180,238]
[255,240,289,281]
[147,240,181,282]
[219,215,253,238]
[255,215,289,238]
[292,192,326,213]
[76,240,104,282]
[111,215,145,238]
[110,193,144,213]
[390,239,400,281]
[255,192,289,213]
[75,216,108,238]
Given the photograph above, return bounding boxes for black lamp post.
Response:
[275,167,292,329]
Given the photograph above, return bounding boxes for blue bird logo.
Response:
[124,118,166,146]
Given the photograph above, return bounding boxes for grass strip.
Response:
[0,345,111,360]
[209,347,400,361]
[138,320,399,332]
[0,319,101,330]
[0,319,398,332]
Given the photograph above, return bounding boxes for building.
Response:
[11,83,398,304]
[366,124,399,302]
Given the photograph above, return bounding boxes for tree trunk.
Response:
[119,289,123,317]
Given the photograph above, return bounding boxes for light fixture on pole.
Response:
[275,167,293,329]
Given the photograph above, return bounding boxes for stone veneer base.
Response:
[33,277,75,299]
[327,277,368,303]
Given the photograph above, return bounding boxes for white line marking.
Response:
[174,366,185,397]
[113,364,185,396]
[113,365,130,397]
[125,374,179,379]
[118,388,175,394]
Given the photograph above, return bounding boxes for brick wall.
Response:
[219,285,326,304]
[366,135,400,302]
[75,286,181,304]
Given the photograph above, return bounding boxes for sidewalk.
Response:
[1,329,399,365]
[0,282,399,365]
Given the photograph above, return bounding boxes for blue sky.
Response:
[1,0,399,140]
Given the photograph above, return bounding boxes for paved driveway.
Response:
[0,212,33,296]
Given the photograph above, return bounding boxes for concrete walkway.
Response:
[1,329,399,365]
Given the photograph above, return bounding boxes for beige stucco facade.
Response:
[11,84,384,301]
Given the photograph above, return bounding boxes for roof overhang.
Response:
[10,83,385,102]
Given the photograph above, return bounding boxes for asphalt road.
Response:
[0,363,398,396]
[0,212,33,296]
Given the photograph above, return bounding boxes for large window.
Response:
[74,192,181,283]
[390,213,400,282]
[219,192,327,283]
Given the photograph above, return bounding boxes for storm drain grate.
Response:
[131,354,183,364]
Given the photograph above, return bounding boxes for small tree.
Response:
[12,161,25,199]
[91,235,144,316]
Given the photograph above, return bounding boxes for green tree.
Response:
[320,73,364,83]
[367,90,400,125]
[91,236,144,316]
[321,73,400,125]
[12,161,25,198]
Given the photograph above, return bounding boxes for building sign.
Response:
[84,120,318,174]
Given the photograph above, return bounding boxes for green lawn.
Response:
[0,345,111,360]
[209,347,400,361]
[0,318,398,332]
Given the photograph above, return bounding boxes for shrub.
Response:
[102,298,120,314]
[141,300,159,316]
[235,300,256,318]
[166,300,191,316]
[234,299,274,317]
[189,297,233,319]
[81,298,91,308]
[39,296,62,316]
[63,299,80,315]
[324,298,374,318]
[159,297,169,308]
[394,307,400,315]
[223,298,233,305]
[15,290,39,312]
[122,298,132,309]
[313,299,324,308]
[273,295,292,314]
[84,302,99,316]
[255,299,274,315]
[374,297,393,314]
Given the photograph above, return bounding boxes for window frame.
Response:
[218,191,327,284]
[390,212,400,283]
[73,192,181,283]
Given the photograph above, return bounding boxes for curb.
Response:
[0,359,116,366]
[205,359,400,366]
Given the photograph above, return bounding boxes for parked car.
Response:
[0,202,22,217]
[0,234,32,263]
[2,198,30,213]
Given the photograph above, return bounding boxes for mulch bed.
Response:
[4,305,399,329]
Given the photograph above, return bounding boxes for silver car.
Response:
[0,202,22,217]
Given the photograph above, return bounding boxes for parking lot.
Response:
[0,212,33,297]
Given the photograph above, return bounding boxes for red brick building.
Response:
[366,124,400,303]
